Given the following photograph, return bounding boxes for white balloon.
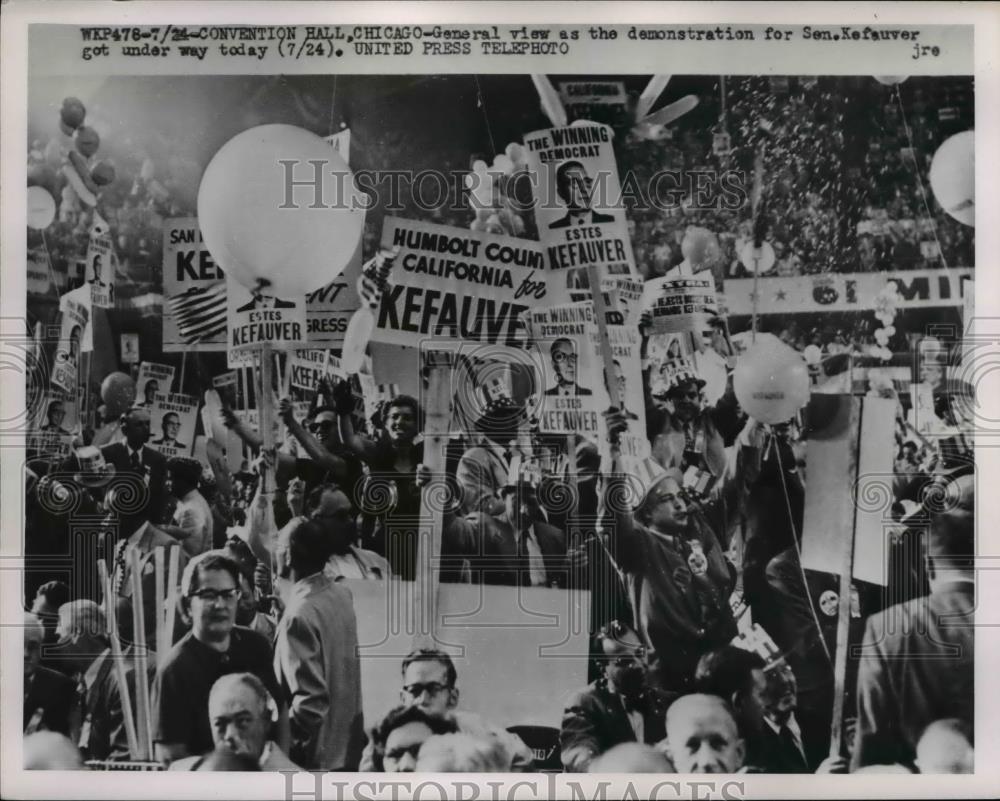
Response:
[26,186,56,230]
[739,241,776,274]
[492,154,514,175]
[341,306,374,374]
[929,130,974,227]
[873,76,909,86]
[197,124,366,297]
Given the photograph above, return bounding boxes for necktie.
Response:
[779,724,807,770]
[131,451,141,471]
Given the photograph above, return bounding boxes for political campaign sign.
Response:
[28,389,78,463]
[212,370,240,409]
[373,217,547,350]
[227,277,306,354]
[524,123,639,304]
[136,362,176,408]
[528,303,601,437]
[641,274,719,335]
[86,222,115,309]
[163,217,228,352]
[120,333,140,365]
[50,287,91,395]
[148,392,199,458]
[287,349,346,393]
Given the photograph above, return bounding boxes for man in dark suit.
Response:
[543,338,593,397]
[23,612,74,736]
[465,471,580,588]
[852,472,975,771]
[560,622,667,772]
[101,405,168,523]
[548,161,614,229]
[236,293,296,313]
[694,644,840,774]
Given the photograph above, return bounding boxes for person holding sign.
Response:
[599,449,737,697]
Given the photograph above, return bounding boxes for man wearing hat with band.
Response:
[648,360,728,480]
[600,443,737,695]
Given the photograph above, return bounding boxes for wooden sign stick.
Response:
[129,550,153,759]
[97,559,139,760]
[153,547,165,660]
[412,359,451,650]
[163,545,180,667]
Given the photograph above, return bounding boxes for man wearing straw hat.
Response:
[600,448,736,697]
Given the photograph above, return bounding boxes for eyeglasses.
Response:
[552,351,578,364]
[402,681,451,698]
[189,587,241,603]
[309,420,336,433]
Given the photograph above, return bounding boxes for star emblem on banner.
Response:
[749,291,760,304]
[775,289,788,302]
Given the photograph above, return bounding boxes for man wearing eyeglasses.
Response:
[544,339,593,397]
[358,648,533,771]
[152,552,288,766]
[560,622,668,772]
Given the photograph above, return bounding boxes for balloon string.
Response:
[40,229,61,299]
[474,75,498,159]
[894,84,949,270]
[328,75,338,136]
[769,426,834,667]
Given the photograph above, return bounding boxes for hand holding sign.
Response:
[343,247,400,374]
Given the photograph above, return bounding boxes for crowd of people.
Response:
[22,73,974,777]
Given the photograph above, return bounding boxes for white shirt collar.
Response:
[258,741,273,767]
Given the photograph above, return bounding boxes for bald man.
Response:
[663,694,745,774]
[589,743,672,773]
[915,719,974,774]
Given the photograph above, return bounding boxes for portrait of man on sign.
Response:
[548,160,614,229]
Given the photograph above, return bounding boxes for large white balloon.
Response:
[739,241,776,274]
[341,307,374,375]
[873,76,909,86]
[929,130,974,227]
[26,186,56,230]
[734,338,810,424]
[197,124,366,297]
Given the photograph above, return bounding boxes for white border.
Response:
[2,2,999,799]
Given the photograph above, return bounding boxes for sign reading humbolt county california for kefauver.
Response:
[373,217,548,349]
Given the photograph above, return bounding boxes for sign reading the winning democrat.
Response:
[524,123,639,306]
[373,217,547,349]
[149,392,199,458]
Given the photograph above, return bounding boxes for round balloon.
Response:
[197,124,366,298]
[43,140,63,169]
[60,97,86,130]
[739,240,776,274]
[26,186,56,230]
[27,164,59,196]
[100,372,136,418]
[929,130,974,227]
[873,76,908,86]
[75,126,100,158]
[733,339,810,424]
[90,160,116,187]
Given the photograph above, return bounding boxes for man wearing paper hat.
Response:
[71,445,116,487]
[600,453,736,694]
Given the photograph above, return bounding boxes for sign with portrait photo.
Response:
[149,392,199,458]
